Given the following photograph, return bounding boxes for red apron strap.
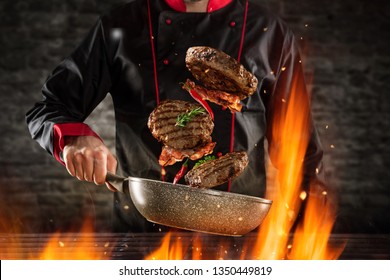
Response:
[228,0,248,192]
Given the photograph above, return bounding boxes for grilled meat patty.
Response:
[148,99,215,166]
[148,99,213,149]
[185,151,249,188]
[185,46,258,99]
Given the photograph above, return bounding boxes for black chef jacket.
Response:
[26,0,325,233]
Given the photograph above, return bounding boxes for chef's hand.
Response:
[62,136,118,192]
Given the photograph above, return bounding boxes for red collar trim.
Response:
[164,0,233,12]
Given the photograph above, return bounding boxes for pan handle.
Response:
[105,172,126,193]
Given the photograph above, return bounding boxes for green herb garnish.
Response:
[175,107,206,127]
[194,155,216,168]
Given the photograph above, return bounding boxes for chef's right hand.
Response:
[62,135,118,191]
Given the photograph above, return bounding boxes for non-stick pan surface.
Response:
[106,173,272,236]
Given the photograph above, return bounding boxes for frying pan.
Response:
[106,173,272,236]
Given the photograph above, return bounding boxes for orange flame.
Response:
[144,232,185,260]
[142,232,239,260]
[0,217,112,260]
[191,234,203,260]
[288,188,345,259]
[39,219,111,260]
[248,72,311,259]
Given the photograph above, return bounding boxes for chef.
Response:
[26,0,325,232]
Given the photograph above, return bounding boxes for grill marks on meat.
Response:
[148,100,213,150]
[185,46,258,100]
[185,151,249,188]
[148,100,215,166]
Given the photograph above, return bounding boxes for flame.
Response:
[145,232,185,260]
[144,232,239,260]
[191,234,203,260]
[39,219,111,260]
[248,71,311,259]
[288,188,345,260]
[0,216,112,260]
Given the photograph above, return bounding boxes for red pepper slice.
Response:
[182,83,214,120]
[173,158,189,184]
[161,166,166,182]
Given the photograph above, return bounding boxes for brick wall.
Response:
[0,0,389,234]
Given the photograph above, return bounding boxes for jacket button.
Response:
[165,18,172,25]
[163,59,169,65]
[229,21,236,27]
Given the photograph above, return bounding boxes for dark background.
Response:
[0,0,389,234]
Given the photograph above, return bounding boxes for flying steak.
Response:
[148,99,215,166]
[184,46,258,112]
[185,46,258,97]
[185,151,249,188]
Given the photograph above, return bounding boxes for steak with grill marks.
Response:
[185,151,249,188]
[184,46,258,113]
[148,99,215,166]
